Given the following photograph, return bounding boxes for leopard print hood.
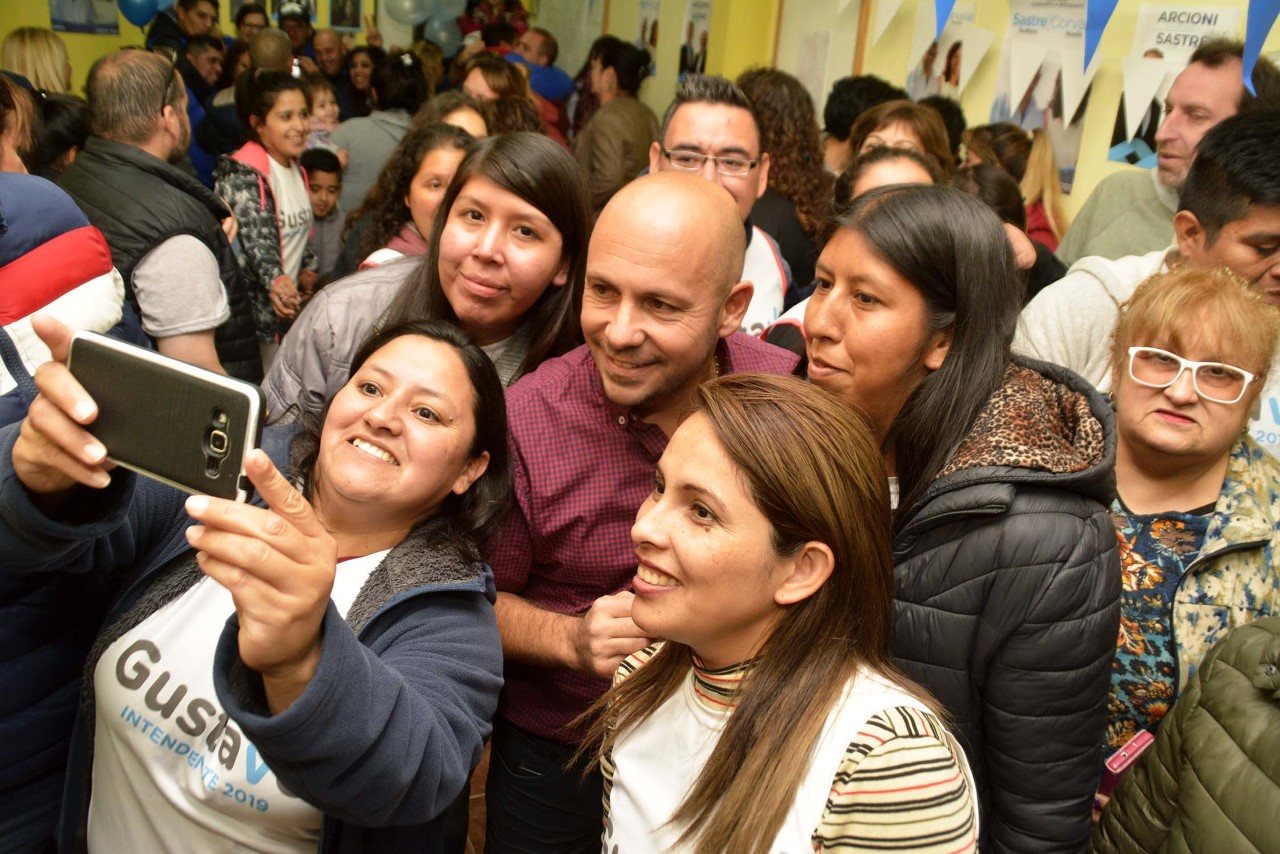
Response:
[927,358,1115,507]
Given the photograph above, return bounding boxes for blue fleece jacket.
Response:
[0,423,502,853]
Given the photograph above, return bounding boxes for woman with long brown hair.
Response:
[736,68,832,300]
[585,374,977,853]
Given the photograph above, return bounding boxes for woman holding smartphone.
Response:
[587,374,977,852]
[2,316,507,853]
[215,70,319,357]
[803,184,1120,850]
[264,132,590,421]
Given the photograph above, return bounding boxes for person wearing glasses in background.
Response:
[1095,266,1280,818]
[649,75,792,337]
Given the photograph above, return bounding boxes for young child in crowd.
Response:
[304,76,347,168]
[300,147,344,281]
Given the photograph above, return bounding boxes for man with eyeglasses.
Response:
[1092,266,1280,822]
[648,74,793,337]
[1016,108,1280,455]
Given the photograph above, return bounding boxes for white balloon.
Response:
[385,0,433,26]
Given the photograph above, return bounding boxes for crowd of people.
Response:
[2,1,1280,851]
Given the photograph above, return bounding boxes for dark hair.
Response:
[848,99,953,178]
[481,95,546,134]
[736,67,832,236]
[346,45,387,116]
[185,34,224,58]
[412,89,486,134]
[822,185,1019,522]
[965,122,1030,179]
[299,146,341,175]
[1189,37,1280,113]
[235,2,268,27]
[177,0,217,10]
[383,132,590,379]
[660,74,760,146]
[918,94,965,157]
[951,163,1026,230]
[235,68,307,144]
[290,320,511,560]
[943,41,962,85]
[346,122,477,256]
[595,39,651,95]
[33,92,88,178]
[218,39,252,89]
[1179,108,1280,243]
[834,144,942,207]
[372,53,429,114]
[822,75,906,140]
[481,21,519,48]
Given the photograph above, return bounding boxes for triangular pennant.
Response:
[1058,44,1101,125]
[873,0,905,46]
[1122,57,1173,142]
[934,0,957,40]
[1009,38,1049,114]
[1244,0,1280,95]
[952,22,995,96]
[1085,0,1120,71]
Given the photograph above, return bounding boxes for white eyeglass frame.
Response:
[1126,346,1257,405]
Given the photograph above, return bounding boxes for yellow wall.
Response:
[603,0,781,116]
[0,0,346,95]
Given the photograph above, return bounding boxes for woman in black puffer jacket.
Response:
[803,184,1121,852]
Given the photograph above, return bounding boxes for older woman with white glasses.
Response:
[1096,266,1280,815]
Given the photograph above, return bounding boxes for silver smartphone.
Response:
[67,332,265,502]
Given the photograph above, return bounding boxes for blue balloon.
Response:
[422,15,462,55]
[119,0,159,27]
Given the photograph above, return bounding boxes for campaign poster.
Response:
[1108,6,1241,168]
[638,0,662,54]
[989,0,1096,192]
[678,0,712,84]
[51,0,118,34]
[906,3,992,102]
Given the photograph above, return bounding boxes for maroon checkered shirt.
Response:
[484,335,800,743]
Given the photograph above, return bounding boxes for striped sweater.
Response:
[601,645,977,853]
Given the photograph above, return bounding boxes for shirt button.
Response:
[617,415,627,425]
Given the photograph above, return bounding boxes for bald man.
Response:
[196,29,294,157]
[483,173,799,852]
[312,29,355,119]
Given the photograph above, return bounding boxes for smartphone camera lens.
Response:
[209,429,229,455]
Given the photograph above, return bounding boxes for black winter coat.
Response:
[892,359,1121,853]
